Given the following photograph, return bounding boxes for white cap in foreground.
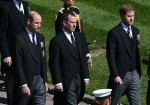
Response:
[93,89,112,98]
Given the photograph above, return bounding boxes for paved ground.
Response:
[0,80,90,105]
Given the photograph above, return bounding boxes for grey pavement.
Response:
[0,80,95,105]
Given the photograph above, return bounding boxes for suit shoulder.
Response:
[22,1,28,5]
[16,32,27,38]
[51,33,62,42]
[16,32,27,41]
[108,25,120,33]
[36,32,45,38]
[131,25,139,30]
[107,25,122,39]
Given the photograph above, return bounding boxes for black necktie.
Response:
[71,34,76,47]
[19,3,24,14]
[32,33,36,45]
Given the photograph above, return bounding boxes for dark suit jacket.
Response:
[0,1,29,76]
[0,0,29,59]
[0,1,5,52]
[15,32,48,87]
[106,23,142,89]
[49,32,89,101]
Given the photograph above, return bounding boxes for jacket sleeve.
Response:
[49,38,62,85]
[41,35,48,82]
[15,36,27,86]
[106,30,119,78]
[0,6,10,58]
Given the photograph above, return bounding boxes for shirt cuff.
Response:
[20,84,27,87]
[84,78,89,81]
[86,53,91,58]
[55,83,62,86]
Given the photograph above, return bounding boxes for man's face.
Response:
[121,11,135,26]
[64,0,74,6]
[27,15,42,32]
[63,15,77,33]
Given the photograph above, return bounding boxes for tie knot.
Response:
[19,2,21,9]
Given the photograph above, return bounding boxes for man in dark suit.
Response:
[55,0,92,68]
[15,11,48,105]
[0,0,29,104]
[106,4,142,105]
[49,10,89,105]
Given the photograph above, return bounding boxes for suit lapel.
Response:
[74,33,82,58]
[61,33,77,60]
[8,1,26,28]
[131,26,137,46]
[23,34,37,62]
[36,33,44,62]
[118,24,132,57]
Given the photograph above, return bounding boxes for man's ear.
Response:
[27,19,30,24]
[63,20,66,27]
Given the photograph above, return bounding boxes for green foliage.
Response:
[26,0,150,104]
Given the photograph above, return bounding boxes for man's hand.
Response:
[3,57,12,66]
[84,79,89,87]
[45,83,49,92]
[113,76,123,85]
[54,84,63,92]
[21,85,31,96]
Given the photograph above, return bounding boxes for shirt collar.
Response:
[13,0,20,5]
[62,28,73,36]
[26,28,36,38]
[121,22,131,31]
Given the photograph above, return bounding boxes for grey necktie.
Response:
[127,27,132,38]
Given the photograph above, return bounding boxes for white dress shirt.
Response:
[62,28,75,44]
[121,22,133,38]
[54,29,89,86]
[26,28,37,45]
[13,0,24,14]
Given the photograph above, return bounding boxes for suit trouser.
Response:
[5,69,18,105]
[111,70,141,105]
[53,73,82,105]
[146,77,150,105]
[18,74,46,105]
[66,73,81,105]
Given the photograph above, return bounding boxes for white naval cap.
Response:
[93,89,112,98]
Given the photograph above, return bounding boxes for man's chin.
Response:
[71,29,75,32]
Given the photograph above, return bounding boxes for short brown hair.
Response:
[26,11,41,22]
[62,10,76,22]
[119,4,135,15]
